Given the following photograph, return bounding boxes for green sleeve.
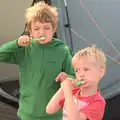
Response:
[0,40,24,64]
[62,46,76,79]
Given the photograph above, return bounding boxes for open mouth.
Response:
[72,79,86,87]
[39,36,46,41]
[32,36,46,41]
[76,79,86,86]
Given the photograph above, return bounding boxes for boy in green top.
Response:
[0,2,75,120]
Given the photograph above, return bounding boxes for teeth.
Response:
[32,37,46,41]
[81,80,86,84]
[40,37,46,40]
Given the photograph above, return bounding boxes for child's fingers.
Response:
[26,37,31,43]
[55,72,63,82]
[56,72,68,82]
[59,74,67,82]
[23,36,30,44]
[18,35,31,46]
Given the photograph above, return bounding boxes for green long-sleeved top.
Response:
[0,38,75,120]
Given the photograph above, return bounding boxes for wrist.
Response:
[61,80,73,91]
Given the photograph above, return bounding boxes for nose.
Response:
[40,28,45,36]
[80,75,84,79]
[41,31,45,36]
[79,71,84,79]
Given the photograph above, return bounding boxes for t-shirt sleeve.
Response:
[59,98,65,108]
[80,101,106,120]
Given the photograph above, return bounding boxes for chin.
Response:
[81,83,90,88]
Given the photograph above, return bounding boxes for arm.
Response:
[0,40,24,64]
[61,79,87,120]
[46,87,64,114]
[62,47,76,79]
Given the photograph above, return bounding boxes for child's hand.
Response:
[17,35,32,47]
[56,72,68,82]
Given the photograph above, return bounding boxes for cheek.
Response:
[92,72,100,80]
[30,30,37,36]
[32,33,39,38]
[47,30,54,35]
[32,31,42,38]
[86,72,96,80]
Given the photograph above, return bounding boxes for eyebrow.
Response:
[44,25,50,27]
[34,25,50,28]
[34,26,40,28]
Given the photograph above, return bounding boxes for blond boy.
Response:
[46,45,106,120]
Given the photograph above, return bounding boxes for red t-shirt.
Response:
[59,87,106,120]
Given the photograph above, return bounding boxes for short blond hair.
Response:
[73,45,107,70]
[25,1,58,31]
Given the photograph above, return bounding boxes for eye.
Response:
[84,68,90,71]
[34,28,39,30]
[74,68,80,72]
[44,27,50,30]
[75,70,77,72]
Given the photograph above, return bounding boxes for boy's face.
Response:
[30,20,55,44]
[72,56,105,88]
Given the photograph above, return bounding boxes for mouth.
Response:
[76,79,86,86]
[32,36,46,41]
[39,36,46,41]
[72,79,86,87]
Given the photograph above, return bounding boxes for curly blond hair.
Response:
[25,1,58,31]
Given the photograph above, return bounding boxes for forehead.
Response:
[72,56,96,67]
[31,20,52,27]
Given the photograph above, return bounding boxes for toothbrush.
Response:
[32,37,46,41]
[77,80,86,86]
[20,36,46,43]
[72,80,86,87]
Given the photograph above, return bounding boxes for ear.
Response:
[99,67,105,78]
[53,26,57,34]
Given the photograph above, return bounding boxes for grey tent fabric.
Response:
[56,0,120,99]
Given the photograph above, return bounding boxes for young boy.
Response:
[0,2,75,120]
[46,46,106,120]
